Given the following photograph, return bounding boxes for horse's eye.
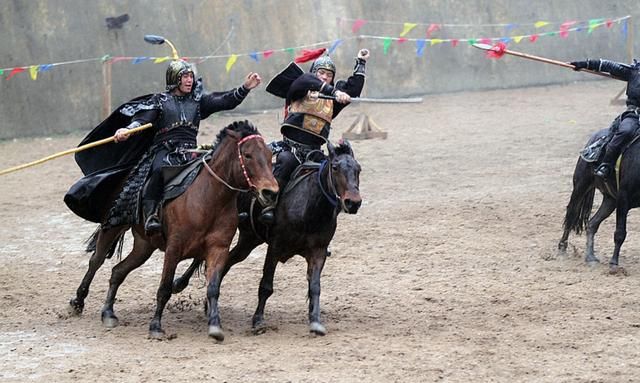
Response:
[332,163,339,171]
[244,153,253,160]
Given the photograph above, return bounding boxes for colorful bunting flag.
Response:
[534,21,549,28]
[451,39,459,47]
[427,23,441,37]
[513,36,524,43]
[154,56,170,63]
[328,39,343,53]
[397,37,408,44]
[225,54,238,72]
[400,23,417,37]
[383,37,392,55]
[6,67,25,80]
[352,19,366,33]
[132,57,149,64]
[430,39,443,46]
[416,40,426,57]
[263,50,274,59]
[249,52,259,62]
[29,65,38,80]
[529,34,539,42]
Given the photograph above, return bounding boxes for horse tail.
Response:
[83,224,126,260]
[562,158,595,235]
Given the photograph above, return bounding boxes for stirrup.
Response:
[595,164,611,179]
[145,215,161,233]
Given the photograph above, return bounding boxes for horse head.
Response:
[327,139,362,214]
[217,120,279,208]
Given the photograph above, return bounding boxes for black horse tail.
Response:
[562,160,596,235]
[84,224,125,260]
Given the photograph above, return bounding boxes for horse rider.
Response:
[67,36,261,235]
[260,48,370,224]
[571,58,640,179]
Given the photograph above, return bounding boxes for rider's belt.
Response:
[157,121,196,135]
[283,136,319,151]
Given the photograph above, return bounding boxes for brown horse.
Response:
[173,141,362,335]
[69,120,278,340]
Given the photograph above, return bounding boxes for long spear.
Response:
[0,123,153,176]
[472,42,621,81]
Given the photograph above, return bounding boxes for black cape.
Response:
[64,94,159,223]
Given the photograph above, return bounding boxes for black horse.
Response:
[173,140,362,335]
[558,127,640,272]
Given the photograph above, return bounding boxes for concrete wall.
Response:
[0,0,637,139]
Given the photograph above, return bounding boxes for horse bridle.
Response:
[318,159,340,208]
[202,134,264,193]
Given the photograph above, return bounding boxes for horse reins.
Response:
[318,160,339,208]
[202,134,264,193]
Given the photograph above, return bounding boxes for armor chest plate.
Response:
[288,96,333,135]
[157,95,200,132]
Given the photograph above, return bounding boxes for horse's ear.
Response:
[226,127,241,140]
[341,139,354,157]
[327,141,336,158]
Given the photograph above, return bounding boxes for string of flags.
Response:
[0,15,630,81]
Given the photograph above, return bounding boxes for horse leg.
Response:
[148,250,180,339]
[306,249,327,336]
[101,233,156,328]
[172,259,201,294]
[172,233,261,294]
[204,245,230,342]
[585,196,616,264]
[252,249,279,334]
[610,194,630,272]
[69,227,125,315]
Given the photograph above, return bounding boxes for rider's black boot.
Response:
[143,200,161,234]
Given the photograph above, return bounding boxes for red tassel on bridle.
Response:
[294,48,327,63]
[486,42,507,59]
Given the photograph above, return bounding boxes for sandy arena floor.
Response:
[1,81,640,382]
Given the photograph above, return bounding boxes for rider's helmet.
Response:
[166,60,195,91]
[310,55,336,84]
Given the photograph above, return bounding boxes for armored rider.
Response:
[260,48,370,223]
[66,35,261,234]
[571,58,640,179]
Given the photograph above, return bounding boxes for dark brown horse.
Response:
[69,120,278,340]
[558,127,640,272]
[173,140,362,335]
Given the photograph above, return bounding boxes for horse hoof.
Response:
[148,329,165,340]
[586,259,600,266]
[309,322,327,336]
[609,266,628,276]
[102,315,119,328]
[68,299,83,315]
[252,322,267,335]
[208,325,225,341]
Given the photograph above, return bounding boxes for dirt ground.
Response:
[2,80,640,382]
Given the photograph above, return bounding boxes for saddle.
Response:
[103,151,209,229]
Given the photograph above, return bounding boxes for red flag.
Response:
[352,19,366,33]
[6,67,26,80]
[397,37,408,44]
[529,34,539,42]
[263,50,274,59]
[451,39,459,47]
[294,48,327,63]
[426,23,441,37]
[486,42,507,59]
[606,19,613,28]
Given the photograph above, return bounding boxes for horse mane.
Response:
[209,120,259,153]
[333,141,353,157]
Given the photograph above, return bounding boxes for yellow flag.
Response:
[430,38,443,46]
[400,23,417,37]
[154,56,170,64]
[534,21,549,28]
[513,36,524,43]
[225,54,238,73]
[29,65,38,80]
